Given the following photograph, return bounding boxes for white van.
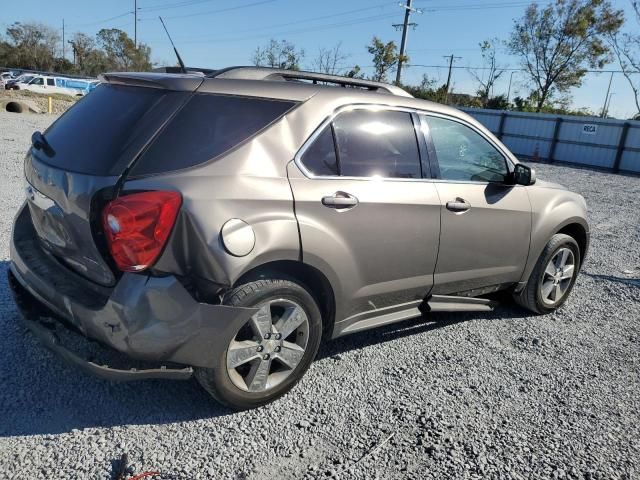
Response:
[17,75,92,96]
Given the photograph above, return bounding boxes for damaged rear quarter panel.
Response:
[123,110,307,288]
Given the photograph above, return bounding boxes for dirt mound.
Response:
[0,89,78,115]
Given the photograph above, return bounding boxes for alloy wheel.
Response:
[540,247,576,305]
[226,298,310,392]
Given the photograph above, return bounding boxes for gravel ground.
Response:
[0,111,639,480]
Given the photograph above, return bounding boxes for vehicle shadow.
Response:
[0,259,530,437]
[318,297,531,360]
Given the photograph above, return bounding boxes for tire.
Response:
[195,278,322,410]
[514,233,581,314]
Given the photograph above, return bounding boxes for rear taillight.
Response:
[102,191,182,272]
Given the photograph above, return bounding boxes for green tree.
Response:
[485,94,510,110]
[252,39,304,70]
[367,37,405,82]
[2,22,60,71]
[402,74,438,100]
[508,0,624,112]
[96,28,152,71]
[345,65,365,79]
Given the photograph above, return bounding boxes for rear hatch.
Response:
[24,74,201,286]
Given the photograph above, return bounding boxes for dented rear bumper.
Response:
[9,204,257,378]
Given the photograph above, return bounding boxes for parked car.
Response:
[4,74,36,90]
[16,74,88,96]
[9,67,589,410]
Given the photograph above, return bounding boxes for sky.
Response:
[1,0,638,119]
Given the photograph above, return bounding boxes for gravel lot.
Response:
[0,111,638,480]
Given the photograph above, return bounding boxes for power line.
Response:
[140,0,278,21]
[66,11,132,29]
[408,64,637,74]
[143,2,392,36]
[154,12,401,45]
[139,0,221,13]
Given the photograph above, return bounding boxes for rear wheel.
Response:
[514,233,581,314]
[195,278,322,410]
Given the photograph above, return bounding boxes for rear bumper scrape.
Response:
[10,205,258,373]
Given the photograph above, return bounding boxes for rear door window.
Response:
[333,109,422,179]
[131,94,297,175]
[46,78,55,86]
[299,127,339,176]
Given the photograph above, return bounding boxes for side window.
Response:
[333,109,422,179]
[300,127,338,176]
[46,78,55,86]
[131,93,296,175]
[423,115,508,182]
[31,78,43,85]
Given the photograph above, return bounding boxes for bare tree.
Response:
[608,1,640,116]
[469,39,506,107]
[312,42,349,75]
[508,0,624,112]
[253,39,304,70]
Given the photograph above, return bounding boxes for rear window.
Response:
[39,84,167,175]
[130,93,296,176]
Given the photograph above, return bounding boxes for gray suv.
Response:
[9,67,589,409]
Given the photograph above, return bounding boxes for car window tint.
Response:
[423,116,508,182]
[332,110,421,179]
[47,78,55,86]
[31,78,43,85]
[300,127,338,176]
[37,84,169,175]
[132,94,296,175]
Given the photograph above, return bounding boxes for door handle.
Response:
[446,198,471,213]
[321,192,358,210]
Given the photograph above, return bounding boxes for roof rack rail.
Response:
[209,66,413,97]
[152,66,216,76]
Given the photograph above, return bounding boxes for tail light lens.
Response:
[102,191,182,272]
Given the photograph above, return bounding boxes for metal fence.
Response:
[459,108,640,174]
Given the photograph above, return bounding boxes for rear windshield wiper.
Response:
[31,131,55,157]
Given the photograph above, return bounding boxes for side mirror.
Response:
[512,163,536,186]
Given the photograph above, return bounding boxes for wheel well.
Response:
[557,223,587,262]
[233,261,336,339]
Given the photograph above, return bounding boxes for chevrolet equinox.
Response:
[9,67,589,409]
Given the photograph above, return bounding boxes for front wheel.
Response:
[514,233,581,314]
[195,278,322,410]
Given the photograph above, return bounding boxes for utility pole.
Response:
[134,0,138,48]
[62,19,65,60]
[601,71,614,118]
[604,92,616,118]
[443,54,461,104]
[506,70,516,105]
[393,0,422,85]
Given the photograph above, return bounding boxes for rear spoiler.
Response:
[99,72,204,91]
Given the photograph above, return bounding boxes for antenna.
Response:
[159,16,187,74]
